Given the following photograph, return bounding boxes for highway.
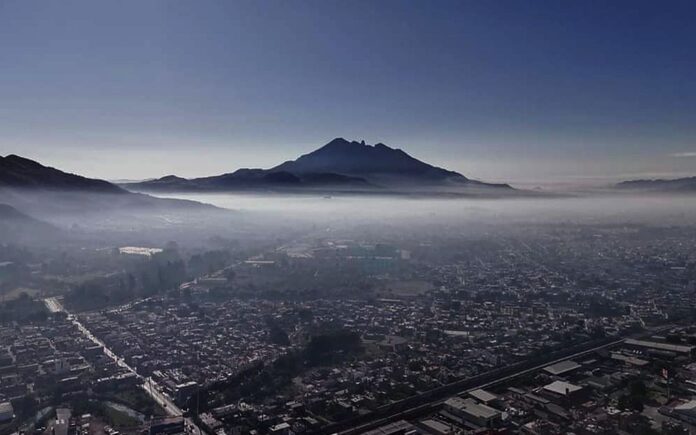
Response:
[44,297,203,434]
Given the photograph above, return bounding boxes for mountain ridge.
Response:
[616,176,696,192]
[0,154,125,193]
[271,138,466,184]
[125,138,512,194]
[0,154,224,231]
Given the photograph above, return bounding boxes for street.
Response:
[43,297,203,434]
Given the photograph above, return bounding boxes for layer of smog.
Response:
[3,2,696,435]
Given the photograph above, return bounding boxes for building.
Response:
[443,397,501,428]
[543,360,581,377]
[0,401,14,423]
[418,419,453,434]
[541,380,586,405]
[624,339,695,357]
[610,352,649,367]
[378,335,409,352]
[468,389,499,406]
[672,400,696,425]
[363,420,419,435]
[150,416,185,435]
[175,381,198,405]
[269,422,291,434]
[53,408,72,435]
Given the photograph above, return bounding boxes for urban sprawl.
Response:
[2,223,696,435]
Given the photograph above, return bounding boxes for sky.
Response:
[1,0,695,186]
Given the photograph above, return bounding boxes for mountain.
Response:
[125,138,512,194]
[0,154,224,232]
[615,177,696,192]
[0,154,124,193]
[0,154,218,209]
[272,138,467,185]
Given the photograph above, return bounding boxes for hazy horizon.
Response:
[4,140,696,191]
[1,1,695,184]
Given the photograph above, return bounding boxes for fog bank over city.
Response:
[152,191,696,229]
[6,187,696,249]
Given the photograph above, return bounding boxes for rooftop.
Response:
[468,388,497,403]
[674,400,696,413]
[543,380,583,396]
[445,397,500,419]
[543,360,581,376]
[625,338,695,354]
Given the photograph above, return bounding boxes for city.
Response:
[2,1,696,434]
[3,220,696,434]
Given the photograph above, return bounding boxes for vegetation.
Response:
[193,329,363,411]
[70,399,141,428]
[617,380,648,412]
[0,293,47,323]
[266,318,291,346]
[64,250,187,311]
[102,388,166,418]
[305,330,361,365]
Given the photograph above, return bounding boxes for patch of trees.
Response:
[0,293,47,323]
[194,329,363,410]
[187,250,231,278]
[69,398,141,428]
[587,295,625,318]
[305,330,361,365]
[617,380,648,412]
[265,318,290,346]
[65,251,187,311]
[9,395,38,422]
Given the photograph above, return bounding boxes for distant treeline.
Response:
[64,248,231,311]
[0,292,47,323]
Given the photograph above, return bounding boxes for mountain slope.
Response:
[0,154,218,209]
[0,154,125,193]
[0,154,225,232]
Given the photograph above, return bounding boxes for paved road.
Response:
[43,297,203,434]
[44,297,64,313]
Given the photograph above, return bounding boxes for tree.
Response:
[629,380,647,398]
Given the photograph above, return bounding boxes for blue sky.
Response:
[1,0,695,184]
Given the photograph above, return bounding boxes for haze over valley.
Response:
[3,2,696,435]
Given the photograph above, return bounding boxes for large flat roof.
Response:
[469,388,497,403]
[543,360,581,375]
[445,397,500,419]
[419,419,452,434]
[625,338,695,354]
[674,400,696,417]
[543,380,583,396]
[363,420,417,435]
[675,400,696,411]
[611,352,649,366]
